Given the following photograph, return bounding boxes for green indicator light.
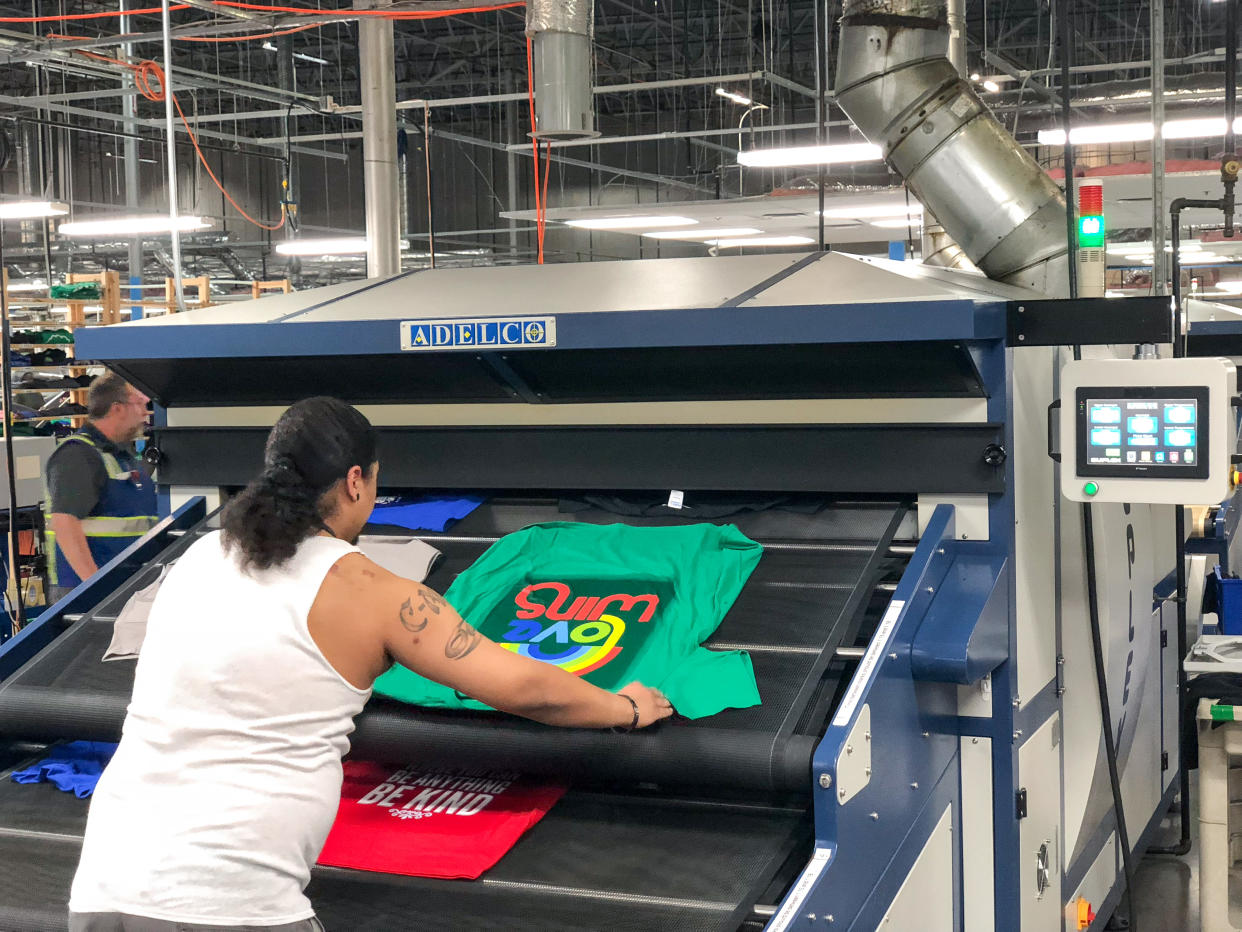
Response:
[1083,481,1099,497]
[1078,215,1106,248]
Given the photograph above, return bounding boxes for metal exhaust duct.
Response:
[835,0,1069,295]
[526,0,598,140]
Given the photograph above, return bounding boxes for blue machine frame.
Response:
[60,259,1173,932]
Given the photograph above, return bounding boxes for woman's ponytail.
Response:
[222,398,377,571]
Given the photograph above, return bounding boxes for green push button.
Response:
[1083,482,1099,497]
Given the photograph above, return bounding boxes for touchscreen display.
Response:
[1084,398,1198,466]
[1076,385,1210,479]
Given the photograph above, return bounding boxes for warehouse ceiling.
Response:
[0,0,1235,291]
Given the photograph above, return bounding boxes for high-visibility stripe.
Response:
[80,516,158,537]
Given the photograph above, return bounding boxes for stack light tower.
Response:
[1077,179,1107,297]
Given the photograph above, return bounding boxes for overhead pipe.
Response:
[920,0,979,274]
[357,0,401,278]
[835,0,1069,294]
[526,0,597,139]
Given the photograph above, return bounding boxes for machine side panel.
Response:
[869,804,955,931]
[1161,601,1178,793]
[1019,714,1063,932]
[1012,347,1058,706]
[960,736,995,932]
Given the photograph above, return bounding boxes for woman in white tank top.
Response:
[69,397,672,932]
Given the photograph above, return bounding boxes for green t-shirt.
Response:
[373,521,763,719]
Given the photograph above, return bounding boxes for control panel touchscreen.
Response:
[1076,386,1209,479]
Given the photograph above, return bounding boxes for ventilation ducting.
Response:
[835,0,1069,295]
[526,0,598,140]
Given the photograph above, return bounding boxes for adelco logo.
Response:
[492,580,666,680]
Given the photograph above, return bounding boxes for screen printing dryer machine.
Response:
[0,252,1226,932]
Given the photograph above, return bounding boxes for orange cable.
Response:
[211,0,523,16]
[68,51,285,231]
[0,4,188,22]
[525,35,543,264]
[176,21,320,41]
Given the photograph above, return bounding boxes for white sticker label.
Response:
[951,94,973,117]
[831,599,906,728]
[667,490,684,510]
[767,847,833,932]
[400,316,556,351]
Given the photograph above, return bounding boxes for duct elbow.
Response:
[834,0,1069,293]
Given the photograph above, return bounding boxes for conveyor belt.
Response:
[0,497,908,794]
[0,496,910,931]
[0,770,806,932]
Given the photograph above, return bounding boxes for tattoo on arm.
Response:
[417,587,445,615]
[445,618,481,660]
[398,597,428,633]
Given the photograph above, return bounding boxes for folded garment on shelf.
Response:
[29,349,68,366]
[41,402,86,416]
[50,283,100,300]
[11,741,118,798]
[42,329,74,344]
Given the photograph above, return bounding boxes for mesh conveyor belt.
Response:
[0,497,906,932]
[0,775,805,932]
[0,499,908,793]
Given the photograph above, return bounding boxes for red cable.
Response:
[525,35,543,264]
[211,0,523,16]
[177,22,320,41]
[0,4,188,22]
[71,51,285,231]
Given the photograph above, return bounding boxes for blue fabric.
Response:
[368,495,485,533]
[11,741,117,798]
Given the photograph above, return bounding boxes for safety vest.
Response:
[44,430,159,589]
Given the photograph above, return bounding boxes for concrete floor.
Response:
[1127,771,1239,932]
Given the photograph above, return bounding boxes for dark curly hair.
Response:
[222,397,377,571]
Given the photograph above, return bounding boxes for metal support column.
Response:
[357,0,400,279]
[122,0,144,318]
[1151,0,1167,295]
[160,0,186,313]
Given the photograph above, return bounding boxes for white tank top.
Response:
[70,531,371,925]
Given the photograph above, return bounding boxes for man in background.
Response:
[43,372,157,601]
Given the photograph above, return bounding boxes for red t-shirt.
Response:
[317,761,568,880]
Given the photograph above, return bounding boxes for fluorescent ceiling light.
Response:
[276,237,414,255]
[5,279,45,292]
[643,227,763,240]
[294,52,329,65]
[59,215,212,236]
[276,236,368,255]
[736,143,883,167]
[822,204,922,219]
[982,80,1000,93]
[1182,252,1223,263]
[1215,280,1242,293]
[970,72,981,81]
[1039,117,1242,145]
[564,215,697,230]
[715,88,754,106]
[707,235,815,247]
[0,200,69,220]
[870,218,923,228]
[262,40,277,52]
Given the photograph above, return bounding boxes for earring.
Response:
[354,493,360,502]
